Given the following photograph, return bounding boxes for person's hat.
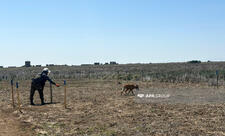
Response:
[43,68,51,74]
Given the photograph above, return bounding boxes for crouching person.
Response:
[30,68,60,105]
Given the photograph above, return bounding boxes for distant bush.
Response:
[187,60,201,64]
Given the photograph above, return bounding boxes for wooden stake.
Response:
[50,83,53,103]
[64,80,67,109]
[216,70,219,89]
[11,80,15,108]
[16,82,21,112]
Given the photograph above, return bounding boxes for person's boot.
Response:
[41,99,45,105]
[30,101,35,105]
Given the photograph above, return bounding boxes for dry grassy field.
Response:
[0,79,225,136]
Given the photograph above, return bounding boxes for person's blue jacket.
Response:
[32,71,56,89]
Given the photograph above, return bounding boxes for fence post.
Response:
[50,83,53,103]
[216,70,219,89]
[64,80,67,109]
[16,82,21,112]
[11,80,15,108]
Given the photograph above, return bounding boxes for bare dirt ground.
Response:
[0,80,225,136]
[0,110,33,136]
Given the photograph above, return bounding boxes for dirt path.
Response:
[0,110,33,136]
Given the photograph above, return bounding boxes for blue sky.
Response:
[0,0,225,66]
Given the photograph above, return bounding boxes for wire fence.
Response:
[0,63,225,84]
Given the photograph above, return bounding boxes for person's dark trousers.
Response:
[30,85,45,105]
[38,89,45,105]
[30,86,35,105]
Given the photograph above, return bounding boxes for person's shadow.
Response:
[32,102,60,106]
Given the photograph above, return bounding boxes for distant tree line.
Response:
[0,62,225,84]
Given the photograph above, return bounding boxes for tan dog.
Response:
[121,84,139,95]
